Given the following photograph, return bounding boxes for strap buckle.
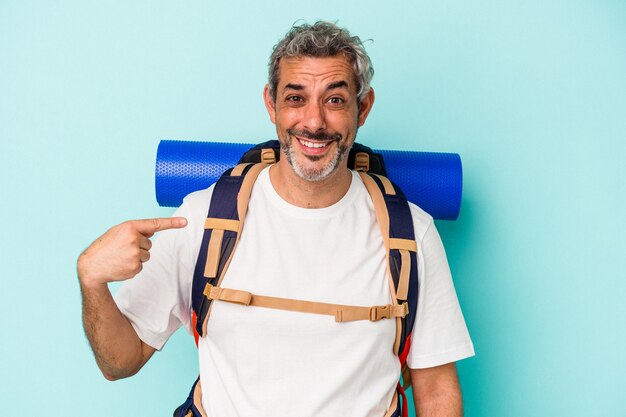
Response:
[401,302,409,317]
[369,305,391,321]
[203,284,217,299]
[354,152,370,172]
[261,148,277,164]
[369,303,409,321]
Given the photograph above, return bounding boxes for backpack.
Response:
[174,141,419,417]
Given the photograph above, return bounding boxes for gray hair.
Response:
[268,21,374,103]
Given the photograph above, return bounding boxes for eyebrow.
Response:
[284,83,304,91]
[326,80,348,91]
[283,80,349,92]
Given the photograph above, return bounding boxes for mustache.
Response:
[287,129,342,142]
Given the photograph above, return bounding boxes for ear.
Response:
[357,88,375,127]
[263,84,277,124]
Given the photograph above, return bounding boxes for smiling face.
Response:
[264,55,374,182]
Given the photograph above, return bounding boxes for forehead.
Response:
[277,55,356,91]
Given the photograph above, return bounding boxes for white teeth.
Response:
[299,139,327,148]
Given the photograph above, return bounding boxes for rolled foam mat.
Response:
[155,140,462,220]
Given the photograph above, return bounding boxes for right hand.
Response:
[77,217,187,288]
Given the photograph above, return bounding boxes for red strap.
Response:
[397,382,408,417]
[399,332,412,366]
[397,333,411,417]
[192,312,199,347]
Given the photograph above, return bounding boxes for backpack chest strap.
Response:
[204,284,409,323]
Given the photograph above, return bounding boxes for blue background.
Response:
[1,1,625,416]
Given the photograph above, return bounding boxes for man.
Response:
[78,21,474,416]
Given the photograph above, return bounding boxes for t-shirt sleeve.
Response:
[114,188,211,351]
[406,208,475,369]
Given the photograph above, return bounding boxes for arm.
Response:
[77,217,187,380]
[79,279,155,380]
[410,362,463,417]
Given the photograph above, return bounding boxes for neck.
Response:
[269,160,352,209]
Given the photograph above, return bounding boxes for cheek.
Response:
[274,108,299,127]
[329,112,359,133]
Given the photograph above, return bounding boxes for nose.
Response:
[302,101,326,133]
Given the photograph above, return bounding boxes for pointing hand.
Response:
[77,217,187,288]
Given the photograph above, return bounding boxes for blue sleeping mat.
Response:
[155,140,463,220]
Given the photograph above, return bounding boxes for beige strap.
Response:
[200,163,268,335]
[204,229,224,278]
[205,285,408,323]
[203,219,240,279]
[389,238,417,301]
[236,163,267,225]
[358,172,403,354]
[204,285,252,305]
[261,148,277,164]
[192,379,208,417]
[396,250,411,301]
[372,173,396,195]
[231,162,252,177]
[354,152,370,172]
[389,238,417,252]
[204,218,240,232]
[358,173,391,254]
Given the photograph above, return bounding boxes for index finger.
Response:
[133,217,188,235]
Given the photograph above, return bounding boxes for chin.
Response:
[290,149,348,182]
[279,133,352,182]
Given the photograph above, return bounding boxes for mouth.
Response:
[286,129,341,156]
[292,136,336,159]
[296,138,332,149]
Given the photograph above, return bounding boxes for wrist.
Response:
[77,253,107,290]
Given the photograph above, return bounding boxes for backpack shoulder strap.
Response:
[191,162,268,342]
[358,172,419,369]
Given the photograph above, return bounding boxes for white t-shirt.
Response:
[116,167,474,417]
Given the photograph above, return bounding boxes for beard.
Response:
[281,129,352,182]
